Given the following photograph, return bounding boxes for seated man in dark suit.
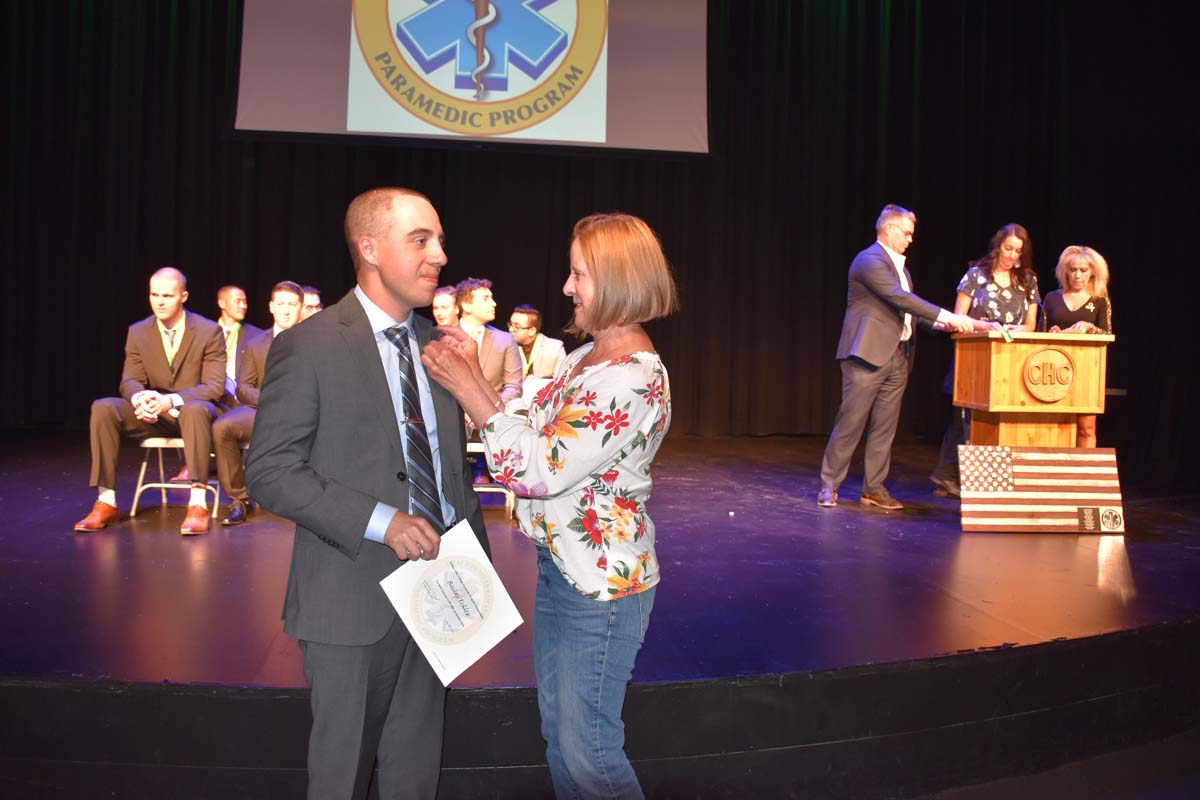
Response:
[212,281,304,526]
[75,267,227,535]
[300,285,323,320]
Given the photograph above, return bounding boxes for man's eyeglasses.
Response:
[508,322,536,331]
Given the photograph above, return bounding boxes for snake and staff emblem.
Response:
[466,0,497,99]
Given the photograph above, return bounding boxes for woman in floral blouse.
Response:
[931,223,1040,495]
[422,212,678,799]
[1042,245,1114,447]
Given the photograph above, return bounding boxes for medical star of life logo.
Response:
[396,0,569,98]
[351,0,608,136]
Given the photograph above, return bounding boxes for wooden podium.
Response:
[952,331,1124,534]
[953,331,1115,447]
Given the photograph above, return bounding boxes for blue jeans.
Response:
[534,546,655,799]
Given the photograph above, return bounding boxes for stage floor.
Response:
[3,431,1198,691]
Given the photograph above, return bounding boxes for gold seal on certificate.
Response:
[381,520,524,686]
[411,557,495,645]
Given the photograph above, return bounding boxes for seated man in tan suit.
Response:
[455,277,522,402]
[508,303,567,391]
[212,281,303,526]
[75,267,227,535]
[169,284,262,483]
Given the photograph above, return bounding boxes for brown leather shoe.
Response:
[180,505,210,535]
[170,466,190,482]
[860,488,904,511]
[74,501,120,532]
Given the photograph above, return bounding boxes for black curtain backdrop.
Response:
[4,1,1196,492]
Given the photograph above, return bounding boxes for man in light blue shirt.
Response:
[246,187,488,800]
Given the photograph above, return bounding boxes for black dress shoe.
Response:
[221,499,255,526]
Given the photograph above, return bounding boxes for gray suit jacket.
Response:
[246,289,488,647]
[477,324,523,402]
[118,311,227,404]
[835,242,942,368]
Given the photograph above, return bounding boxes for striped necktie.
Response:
[383,325,444,533]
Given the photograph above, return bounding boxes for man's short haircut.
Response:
[344,187,431,271]
[455,277,493,309]
[216,284,242,302]
[511,304,542,331]
[272,280,304,302]
[875,204,917,234]
[301,285,321,299]
[567,213,679,335]
[152,266,187,291]
[434,284,457,298]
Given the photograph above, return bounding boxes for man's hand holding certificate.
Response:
[380,520,523,686]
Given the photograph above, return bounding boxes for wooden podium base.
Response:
[969,411,1077,448]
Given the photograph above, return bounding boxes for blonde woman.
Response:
[1042,246,1113,447]
[422,213,678,799]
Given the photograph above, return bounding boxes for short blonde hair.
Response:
[1054,245,1110,299]
[567,213,679,335]
[344,187,430,270]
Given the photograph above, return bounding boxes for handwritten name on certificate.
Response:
[380,519,524,686]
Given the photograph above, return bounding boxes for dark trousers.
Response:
[820,346,910,493]
[213,405,255,500]
[300,617,446,800]
[932,406,969,481]
[88,397,218,489]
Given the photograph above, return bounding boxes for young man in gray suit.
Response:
[75,267,227,535]
[818,205,979,511]
[246,188,487,799]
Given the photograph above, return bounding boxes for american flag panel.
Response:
[958,445,1125,533]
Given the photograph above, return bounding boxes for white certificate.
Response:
[380,519,523,686]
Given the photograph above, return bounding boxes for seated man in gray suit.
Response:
[246,187,487,799]
[75,267,227,535]
[212,280,303,526]
[454,277,522,403]
[818,205,979,511]
[508,303,567,388]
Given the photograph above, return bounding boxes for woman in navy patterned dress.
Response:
[930,224,1040,496]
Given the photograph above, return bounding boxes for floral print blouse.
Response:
[480,343,671,600]
[957,264,1041,326]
